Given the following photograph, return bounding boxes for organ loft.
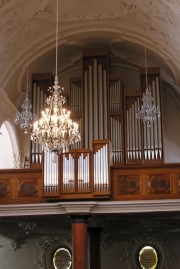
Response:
[21,47,170,201]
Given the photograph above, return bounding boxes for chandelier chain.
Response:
[14,20,36,134]
[31,0,81,152]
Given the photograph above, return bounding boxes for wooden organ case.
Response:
[30,48,164,200]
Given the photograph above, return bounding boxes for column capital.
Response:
[60,201,96,214]
[69,214,90,223]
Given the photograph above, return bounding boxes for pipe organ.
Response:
[31,49,163,173]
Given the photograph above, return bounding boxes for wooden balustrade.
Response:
[0,168,43,204]
[0,141,180,204]
[112,164,180,200]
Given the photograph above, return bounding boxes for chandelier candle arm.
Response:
[31,0,81,152]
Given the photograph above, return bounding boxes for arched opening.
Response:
[0,121,20,169]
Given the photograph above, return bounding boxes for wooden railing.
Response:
[0,140,180,204]
[112,164,180,200]
[0,168,43,204]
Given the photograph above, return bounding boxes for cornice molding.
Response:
[1,199,180,217]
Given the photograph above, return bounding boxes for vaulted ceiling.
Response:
[1,0,180,108]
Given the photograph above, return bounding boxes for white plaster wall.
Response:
[0,237,39,269]
[0,229,180,269]
[162,86,180,163]
[0,230,72,269]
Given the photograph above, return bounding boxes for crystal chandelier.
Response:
[136,48,160,127]
[31,0,80,152]
[14,68,36,134]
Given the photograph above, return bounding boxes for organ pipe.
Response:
[93,59,98,139]
[83,51,108,148]
[109,79,123,162]
[43,151,58,194]
[93,143,109,192]
[89,65,93,146]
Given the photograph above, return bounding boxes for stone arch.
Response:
[0,120,20,168]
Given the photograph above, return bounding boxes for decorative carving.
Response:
[19,180,37,197]
[35,232,71,268]
[36,232,56,268]
[122,1,137,14]
[0,181,8,197]
[118,176,140,194]
[36,8,49,18]
[0,0,11,9]
[119,236,169,269]
[148,174,170,194]
[177,174,180,193]
[18,219,37,235]
[11,240,18,251]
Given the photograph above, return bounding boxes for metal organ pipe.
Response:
[98,64,103,139]
[93,144,109,192]
[141,77,162,160]
[84,59,108,148]
[43,151,58,194]
[62,154,75,192]
[110,79,123,162]
[156,76,162,158]
[77,153,90,191]
[126,97,142,161]
[126,110,130,160]
[103,70,108,139]
[32,83,37,164]
[89,65,93,147]
[153,81,158,159]
[137,98,142,159]
[131,104,135,159]
[84,71,88,148]
[134,101,139,159]
[93,59,98,139]
[70,82,82,150]
[32,83,46,164]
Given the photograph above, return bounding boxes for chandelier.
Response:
[31,0,80,152]
[14,68,36,134]
[136,48,160,127]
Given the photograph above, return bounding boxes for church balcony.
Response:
[0,140,180,204]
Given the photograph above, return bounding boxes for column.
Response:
[70,214,89,269]
[88,227,102,269]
